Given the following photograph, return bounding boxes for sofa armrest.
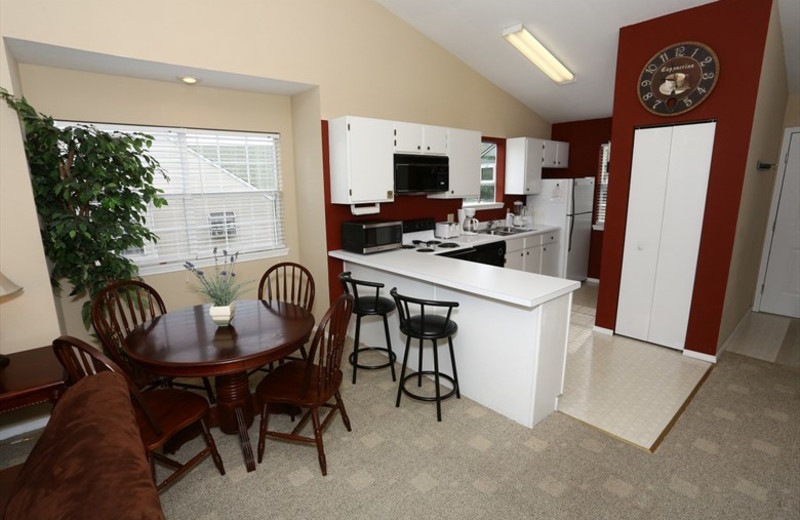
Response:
[4,371,164,520]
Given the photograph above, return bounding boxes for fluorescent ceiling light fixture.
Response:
[179,76,200,85]
[503,24,575,85]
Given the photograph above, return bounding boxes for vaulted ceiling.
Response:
[373,0,799,123]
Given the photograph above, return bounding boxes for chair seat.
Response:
[402,315,458,339]
[256,360,343,408]
[354,296,396,316]
[137,389,210,450]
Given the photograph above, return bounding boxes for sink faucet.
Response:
[486,221,495,231]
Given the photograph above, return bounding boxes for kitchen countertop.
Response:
[454,225,560,245]
[329,227,578,308]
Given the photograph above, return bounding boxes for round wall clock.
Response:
[637,41,719,116]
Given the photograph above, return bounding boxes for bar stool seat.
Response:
[339,272,397,384]
[390,287,460,422]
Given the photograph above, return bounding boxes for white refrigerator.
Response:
[526,177,595,281]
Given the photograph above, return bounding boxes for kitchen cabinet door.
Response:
[616,122,716,350]
[505,237,525,271]
[329,116,395,204]
[542,140,569,168]
[540,244,560,277]
[429,128,480,199]
[394,122,447,155]
[505,137,543,195]
[523,246,542,274]
[505,250,524,271]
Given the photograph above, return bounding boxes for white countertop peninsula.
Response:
[329,245,579,428]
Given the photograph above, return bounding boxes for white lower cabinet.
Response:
[540,231,561,277]
[505,232,560,276]
[616,122,716,350]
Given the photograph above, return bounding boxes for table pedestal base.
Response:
[215,372,257,471]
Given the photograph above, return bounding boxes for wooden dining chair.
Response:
[255,293,354,476]
[51,335,226,492]
[91,280,216,402]
[253,262,316,370]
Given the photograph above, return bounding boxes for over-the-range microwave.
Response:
[394,154,449,194]
[341,220,403,254]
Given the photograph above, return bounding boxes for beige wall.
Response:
[16,64,304,344]
[785,93,800,127]
[0,43,61,353]
[0,0,550,352]
[718,0,789,348]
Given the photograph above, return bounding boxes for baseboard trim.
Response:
[592,325,614,335]
[682,349,717,364]
[0,415,49,441]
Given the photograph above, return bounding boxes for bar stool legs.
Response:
[395,335,460,422]
[349,313,397,384]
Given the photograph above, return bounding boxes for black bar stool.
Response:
[390,287,460,422]
[339,272,397,384]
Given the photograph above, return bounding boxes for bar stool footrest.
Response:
[400,371,458,402]
[349,347,397,370]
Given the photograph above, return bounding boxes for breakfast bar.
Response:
[329,247,579,428]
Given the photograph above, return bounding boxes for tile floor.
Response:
[558,282,712,451]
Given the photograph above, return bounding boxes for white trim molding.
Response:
[682,349,717,364]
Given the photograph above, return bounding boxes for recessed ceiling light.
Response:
[179,76,200,85]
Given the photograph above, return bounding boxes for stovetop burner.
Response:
[437,242,459,248]
[416,248,435,253]
[401,244,416,249]
[426,240,442,246]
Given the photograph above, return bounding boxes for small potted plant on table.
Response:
[184,249,249,326]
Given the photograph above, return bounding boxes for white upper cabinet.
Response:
[505,137,544,195]
[329,116,395,204]
[394,122,448,155]
[428,128,481,199]
[506,138,570,195]
[542,140,569,168]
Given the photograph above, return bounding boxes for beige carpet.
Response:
[1,348,798,520]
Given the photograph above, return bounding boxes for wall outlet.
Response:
[447,213,454,223]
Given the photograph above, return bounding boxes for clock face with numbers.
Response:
[637,42,719,116]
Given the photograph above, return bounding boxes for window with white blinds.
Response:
[594,142,611,229]
[57,122,287,273]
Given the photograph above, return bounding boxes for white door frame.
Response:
[754,126,800,313]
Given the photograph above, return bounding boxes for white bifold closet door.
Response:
[616,122,716,350]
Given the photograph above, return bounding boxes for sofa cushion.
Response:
[4,371,164,520]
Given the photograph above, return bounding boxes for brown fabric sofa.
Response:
[0,371,164,520]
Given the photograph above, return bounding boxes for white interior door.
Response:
[757,129,800,318]
[616,126,673,341]
[647,122,716,348]
[616,122,716,350]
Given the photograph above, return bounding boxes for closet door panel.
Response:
[648,122,716,349]
[615,126,673,340]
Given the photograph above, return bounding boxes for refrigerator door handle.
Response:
[568,214,575,252]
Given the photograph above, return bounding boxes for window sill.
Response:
[135,247,290,276]
[462,202,504,211]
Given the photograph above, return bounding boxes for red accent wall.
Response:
[323,123,524,304]
[595,0,773,355]
[549,118,613,279]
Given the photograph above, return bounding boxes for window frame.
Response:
[55,121,290,275]
[463,138,505,211]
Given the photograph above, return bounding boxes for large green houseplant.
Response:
[1,87,167,328]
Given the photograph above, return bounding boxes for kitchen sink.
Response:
[479,227,532,236]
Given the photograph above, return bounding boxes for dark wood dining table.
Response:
[124,299,314,472]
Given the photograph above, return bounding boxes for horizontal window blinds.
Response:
[57,122,285,270]
[595,142,610,227]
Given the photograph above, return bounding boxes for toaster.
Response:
[434,221,460,239]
